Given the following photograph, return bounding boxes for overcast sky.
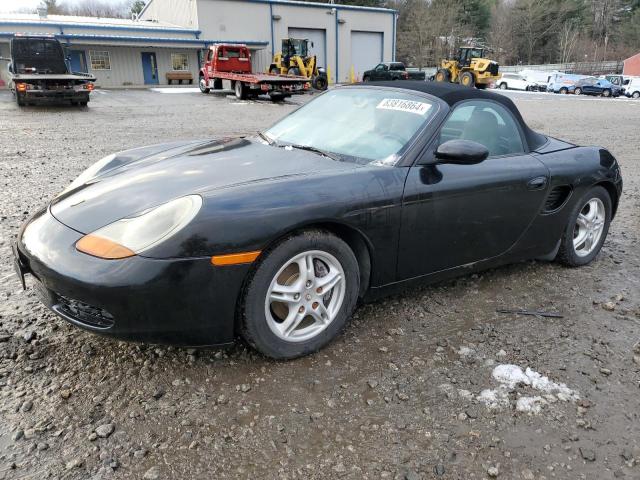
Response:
[0,0,128,14]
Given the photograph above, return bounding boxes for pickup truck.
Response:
[362,62,426,82]
[2,35,95,106]
[199,43,309,102]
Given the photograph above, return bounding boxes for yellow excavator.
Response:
[434,47,500,89]
[269,38,328,90]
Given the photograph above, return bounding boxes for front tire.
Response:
[632,91,640,99]
[556,186,612,267]
[574,87,582,95]
[499,82,508,90]
[240,230,360,359]
[560,87,568,94]
[602,89,611,97]
[199,76,210,94]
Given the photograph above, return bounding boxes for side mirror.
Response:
[435,139,489,165]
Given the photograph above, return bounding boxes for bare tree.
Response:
[558,20,580,64]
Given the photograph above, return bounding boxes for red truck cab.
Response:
[208,44,251,74]
[199,43,309,102]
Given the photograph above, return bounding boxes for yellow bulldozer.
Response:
[434,47,500,89]
[269,38,328,90]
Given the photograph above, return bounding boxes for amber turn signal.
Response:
[16,83,27,92]
[76,234,135,259]
[211,250,261,266]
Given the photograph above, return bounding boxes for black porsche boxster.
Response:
[13,82,622,359]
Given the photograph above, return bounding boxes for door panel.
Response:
[351,31,383,82]
[288,28,326,68]
[397,155,549,280]
[141,52,159,85]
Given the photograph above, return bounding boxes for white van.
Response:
[520,69,560,91]
[625,78,640,98]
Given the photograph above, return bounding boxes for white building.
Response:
[0,0,395,88]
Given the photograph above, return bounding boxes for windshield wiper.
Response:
[281,143,341,161]
[257,131,276,146]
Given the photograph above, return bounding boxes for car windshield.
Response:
[263,88,437,165]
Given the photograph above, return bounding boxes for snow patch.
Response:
[476,364,579,414]
[516,396,547,414]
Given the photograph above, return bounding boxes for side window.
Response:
[375,64,384,71]
[438,100,525,157]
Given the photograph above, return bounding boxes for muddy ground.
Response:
[0,88,639,480]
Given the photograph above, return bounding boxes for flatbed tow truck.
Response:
[199,43,309,102]
[1,35,95,106]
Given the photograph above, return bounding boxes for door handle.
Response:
[527,176,548,190]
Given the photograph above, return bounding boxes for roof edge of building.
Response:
[140,0,396,17]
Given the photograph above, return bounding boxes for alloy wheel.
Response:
[264,250,345,342]
[573,198,606,257]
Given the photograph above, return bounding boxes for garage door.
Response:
[288,28,326,68]
[351,31,383,82]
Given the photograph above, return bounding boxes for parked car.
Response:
[574,78,621,97]
[547,74,587,94]
[362,62,425,82]
[13,82,622,359]
[496,72,536,91]
[625,78,640,98]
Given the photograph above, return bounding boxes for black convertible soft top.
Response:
[364,80,548,150]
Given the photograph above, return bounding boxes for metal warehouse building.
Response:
[139,0,396,83]
[0,0,395,88]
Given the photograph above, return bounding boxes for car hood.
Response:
[50,137,357,233]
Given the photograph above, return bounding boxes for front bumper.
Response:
[14,209,248,346]
[18,89,90,102]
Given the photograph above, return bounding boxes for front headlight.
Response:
[76,195,203,259]
[59,154,116,196]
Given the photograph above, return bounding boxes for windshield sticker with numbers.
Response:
[376,98,432,115]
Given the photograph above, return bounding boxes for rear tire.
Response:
[16,94,25,106]
[499,82,508,90]
[574,87,582,95]
[312,75,328,90]
[234,81,246,100]
[459,71,475,88]
[269,92,285,103]
[240,230,360,359]
[556,186,612,267]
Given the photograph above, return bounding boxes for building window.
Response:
[171,53,189,71]
[89,50,111,70]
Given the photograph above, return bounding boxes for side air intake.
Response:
[543,185,572,213]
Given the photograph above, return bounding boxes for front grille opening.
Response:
[55,294,115,329]
[544,185,572,213]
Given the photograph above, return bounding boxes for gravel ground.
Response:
[0,87,639,480]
